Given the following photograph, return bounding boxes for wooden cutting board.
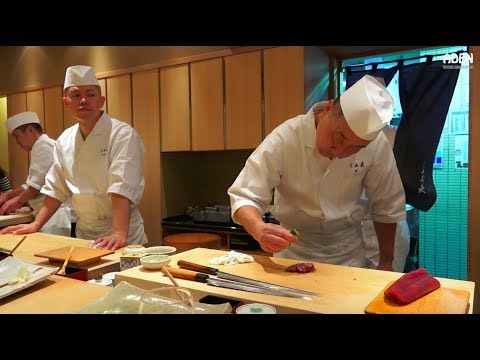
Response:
[34,246,115,267]
[365,281,470,314]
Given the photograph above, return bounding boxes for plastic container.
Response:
[235,303,276,314]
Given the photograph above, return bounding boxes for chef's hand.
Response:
[92,233,127,251]
[0,197,23,215]
[0,222,40,235]
[254,223,297,254]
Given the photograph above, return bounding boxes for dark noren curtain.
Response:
[346,60,460,211]
[345,65,399,90]
[394,60,460,211]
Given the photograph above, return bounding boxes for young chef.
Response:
[228,75,406,271]
[0,65,147,250]
[0,111,71,236]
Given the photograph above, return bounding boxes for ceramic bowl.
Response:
[140,254,171,270]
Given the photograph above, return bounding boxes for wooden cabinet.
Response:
[160,64,191,152]
[106,74,132,125]
[264,46,305,136]
[190,58,224,151]
[44,86,64,140]
[7,93,28,188]
[225,51,262,150]
[132,69,162,246]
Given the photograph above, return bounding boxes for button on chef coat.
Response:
[228,102,406,266]
[42,112,147,245]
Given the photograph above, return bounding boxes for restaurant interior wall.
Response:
[0,97,8,172]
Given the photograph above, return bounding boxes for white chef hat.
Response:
[63,65,99,90]
[340,74,394,141]
[5,111,40,134]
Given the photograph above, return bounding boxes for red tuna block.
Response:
[384,268,441,305]
[286,262,315,273]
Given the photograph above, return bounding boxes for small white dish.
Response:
[143,246,176,255]
[140,254,171,270]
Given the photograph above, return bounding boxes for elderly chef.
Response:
[228,75,406,271]
[0,112,71,236]
[0,65,147,250]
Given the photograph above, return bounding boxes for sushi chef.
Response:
[228,75,406,271]
[0,111,71,236]
[0,65,147,250]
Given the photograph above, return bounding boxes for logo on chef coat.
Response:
[350,161,365,173]
[100,147,107,156]
[442,52,474,70]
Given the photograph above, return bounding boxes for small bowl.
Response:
[143,246,177,256]
[140,254,171,270]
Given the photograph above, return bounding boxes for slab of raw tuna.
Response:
[286,262,315,273]
[384,268,441,305]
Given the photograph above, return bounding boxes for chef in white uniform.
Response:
[228,75,406,271]
[362,124,411,272]
[0,112,71,236]
[0,65,147,250]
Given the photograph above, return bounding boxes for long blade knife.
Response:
[177,260,321,297]
[166,267,313,300]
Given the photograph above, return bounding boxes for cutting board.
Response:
[34,246,115,267]
[365,281,470,314]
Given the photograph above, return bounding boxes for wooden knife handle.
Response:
[166,267,209,283]
[177,260,217,275]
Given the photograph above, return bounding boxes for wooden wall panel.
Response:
[225,51,262,149]
[26,90,45,130]
[44,86,64,140]
[106,75,131,125]
[264,46,305,136]
[160,64,190,151]
[7,93,28,188]
[191,58,224,150]
[132,69,162,246]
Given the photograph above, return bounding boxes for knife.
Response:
[177,260,321,297]
[166,267,313,300]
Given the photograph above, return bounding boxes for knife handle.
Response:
[178,260,218,275]
[166,267,209,283]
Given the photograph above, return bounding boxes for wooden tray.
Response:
[365,281,470,314]
[34,246,115,267]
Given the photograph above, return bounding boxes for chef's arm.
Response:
[110,193,130,240]
[234,205,265,238]
[31,196,62,231]
[235,205,296,253]
[0,187,23,209]
[0,187,39,215]
[373,221,396,272]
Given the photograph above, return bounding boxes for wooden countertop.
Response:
[0,232,122,279]
[116,248,476,314]
[0,213,35,228]
[0,275,111,314]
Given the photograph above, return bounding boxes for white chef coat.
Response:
[23,134,71,236]
[42,112,147,245]
[228,102,406,267]
[362,124,410,272]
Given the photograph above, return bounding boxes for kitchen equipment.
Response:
[187,205,232,224]
[365,280,470,314]
[57,246,74,276]
[34,246,115,266]
[177,260,321,297]
[166,267,313,300]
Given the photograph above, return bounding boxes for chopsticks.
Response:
[9,235,27,256]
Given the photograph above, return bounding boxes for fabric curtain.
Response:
[345,60,460,211]
[394,60,460,211]
[345,65,399,89]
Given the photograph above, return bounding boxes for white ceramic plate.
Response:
[0,257,58,300]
